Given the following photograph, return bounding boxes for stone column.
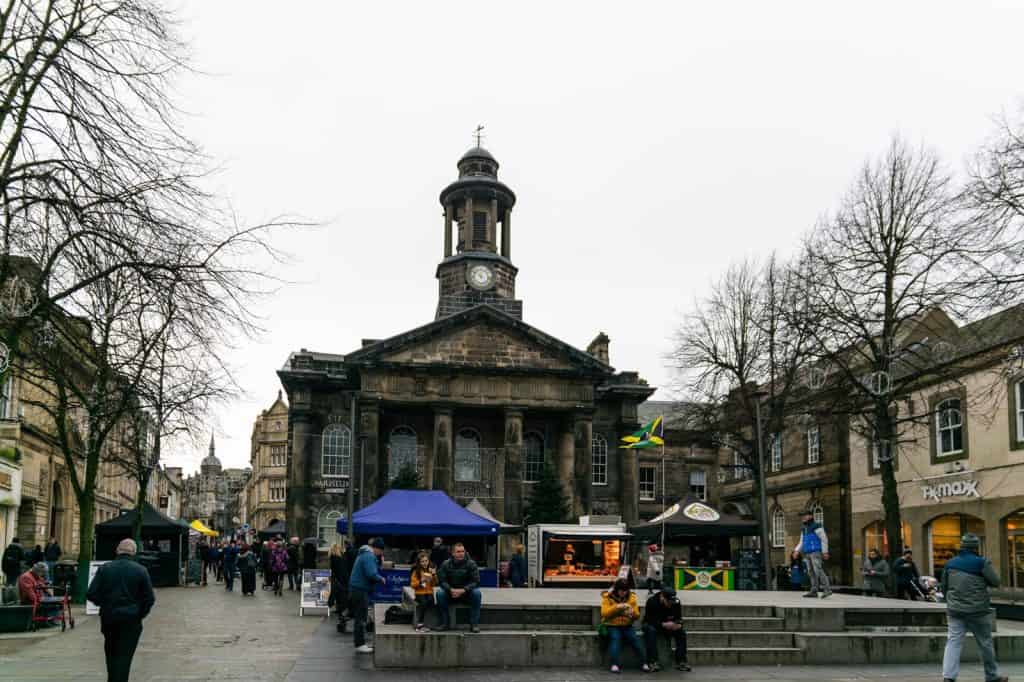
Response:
[620,439,639,523]
[359,401,380,505]
[444,204,453,257]
[493,447,506,522]
[501,208,511,259]
[557,420,575,517]
[573,414,593,517]
[287,411,312,539]
[433,408,454,495]
[464,196,473,248]
[503,409,524,522]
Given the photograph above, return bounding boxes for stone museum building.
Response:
[278,146,673,546]
[181,435,250,532]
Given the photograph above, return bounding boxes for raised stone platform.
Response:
[373,588,1024,668]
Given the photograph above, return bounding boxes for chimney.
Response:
[587,332,610,365]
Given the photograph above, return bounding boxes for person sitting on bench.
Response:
[642,585,691,672]
[18,562,59,623]
[436,543,482,632]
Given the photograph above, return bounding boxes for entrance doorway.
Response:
[1006,512,1024,589]
[928,513,985,577]
[48,480,64,545]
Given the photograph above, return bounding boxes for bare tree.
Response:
[669,255,814,565]
[797,137,1012,557]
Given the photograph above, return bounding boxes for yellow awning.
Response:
[190,520,219,537]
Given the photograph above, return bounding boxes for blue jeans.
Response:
[224,564,236,591]
[607,625,644,668]
[943,612,1000,681]
[436,587,482,627]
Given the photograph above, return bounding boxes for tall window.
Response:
[689,470,707,500]
[810,502,824,526]
[472,211,488,243]
[772,509,786,547]
[639,466,656,501]
[317,509,342,549]
[733,450,750,481]
[270,479,286,502]
[806,426,820,464]
[321,424,352,477]
[1016,381,1024,443]
[454,429,481,482]
[524,432,545,482]
[591,434,608,486]
[388,426,418,482]
[270,445,286,467]
[770,434,782,472]
[936,398,964,456]
[0,373,12,419]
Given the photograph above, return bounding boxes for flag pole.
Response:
[660,426,666,551]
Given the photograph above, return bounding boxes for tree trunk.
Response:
[74,490,96,603]
[132,470,152,544]
[876,406,904,558]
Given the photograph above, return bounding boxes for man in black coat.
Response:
[286,537,301,590]
[2,537,24,586]
[87,538,155,682]
[892,549,921,600]
[642,586,691,672]
[429,537,449,570]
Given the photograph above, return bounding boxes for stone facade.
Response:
[243,392,289,533]
[180,435,250,532]
[278,146,697,549]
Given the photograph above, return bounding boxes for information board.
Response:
[299,569,332,616]
[85,561,109,615]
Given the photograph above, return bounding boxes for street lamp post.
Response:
[753,392,772,591]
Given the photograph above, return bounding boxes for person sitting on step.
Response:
[642,585,691,672]
[410,551,438,632]
[436,543,482,633]
[600,577,651,674]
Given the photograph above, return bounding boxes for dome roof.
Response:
[460,146,496,163]
[201,453,221,469]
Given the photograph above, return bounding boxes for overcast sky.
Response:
[167,1,1024,473]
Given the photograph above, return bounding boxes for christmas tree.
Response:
[524,462,571,523]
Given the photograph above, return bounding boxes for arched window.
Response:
[524,432,545,482]
[317,508,342,549]
[809,502,824,526]
[388,426,418,482]
[936,398,964,456]
[322,424,351,477]
[454,429,481,482]
[591,434,608,486]
[771,508,786,548]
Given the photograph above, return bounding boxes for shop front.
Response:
[526,519,630,586]
[0,457,20,549]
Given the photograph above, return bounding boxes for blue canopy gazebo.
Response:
[336,489,499,537]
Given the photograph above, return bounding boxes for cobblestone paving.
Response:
[2,582,1023,681]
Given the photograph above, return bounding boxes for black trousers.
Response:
[896,582,919,600]
[643,623,687,664]
[350,590,369,647]
[102,621,143,682]
[240,569,256,595]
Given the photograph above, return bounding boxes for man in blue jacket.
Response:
[941,533,1007,682]
[348,537,386,654]
[222,540,240,592]
[793,510,832,599]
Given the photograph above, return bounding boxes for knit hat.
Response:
[660,585,677,598]
[960,533,981,552]
[31,562,48,576]
[116,538,138,555]
[370,537,386,549]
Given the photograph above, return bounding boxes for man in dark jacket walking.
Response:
[436,542,482,632]
[87,539,155,682]
[892,549,921,600]
[286,537,301,590]
[642,586,691,672]
[2,537,24,586]
[941,533,1007,682]
[43,537,61,578]
[222,540,239,592]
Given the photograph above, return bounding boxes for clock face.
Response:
[467,264,495,290]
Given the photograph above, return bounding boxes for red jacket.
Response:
[18,571,47,606]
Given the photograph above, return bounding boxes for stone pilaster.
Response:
[489,198,499,251]
[359,401,380,505]
[501,208,511,259]
[287,411,312,539]
[573,414,593,517]
[557,421,575,517]
[433,408,454,495]
[620,442,639,523]
[503,409,524,523]
[444,204,453,257]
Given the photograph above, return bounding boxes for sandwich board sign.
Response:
[299,568,332,617]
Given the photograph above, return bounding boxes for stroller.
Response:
[911,575,944,602]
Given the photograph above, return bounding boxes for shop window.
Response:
[591,434,608,486]
[639,466,656,501]
[772,508,786,547]
[862,520,911,558]
[454,429,481,482]
[689,470,706,501]
[321,424,351,477]
[387,426,418,482]
[929,513,984,576]
[524,432,544,482]
[806,426,820,464]
[317,509,342,549]
[1006,511,1024,589]
[770,434,782,472]
[935,399,964,457]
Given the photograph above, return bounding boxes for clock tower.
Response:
[435,145,522,320]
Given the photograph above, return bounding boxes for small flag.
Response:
[620,416,664,449]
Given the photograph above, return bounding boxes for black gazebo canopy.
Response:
[629,498,760,540]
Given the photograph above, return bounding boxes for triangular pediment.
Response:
[345,305,613,375]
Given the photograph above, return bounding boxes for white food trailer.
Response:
[527,516,632,587]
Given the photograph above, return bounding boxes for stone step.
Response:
[688,647,805,666]
[688,631,796,648]
[682,616,785,631]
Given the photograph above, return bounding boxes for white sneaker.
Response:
[355,644,374,654]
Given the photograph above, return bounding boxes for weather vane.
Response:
[474,124,485,148]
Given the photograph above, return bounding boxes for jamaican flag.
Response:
[619,416,664,449]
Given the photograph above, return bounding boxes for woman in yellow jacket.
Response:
[600,577,651,673]
[410,551,437,632]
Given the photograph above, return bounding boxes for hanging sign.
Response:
[682,502,721,522]
[922,478,980,502]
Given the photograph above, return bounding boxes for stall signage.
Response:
[683,502,720,522]
[922,478,980,502]
[299,569,332,615]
